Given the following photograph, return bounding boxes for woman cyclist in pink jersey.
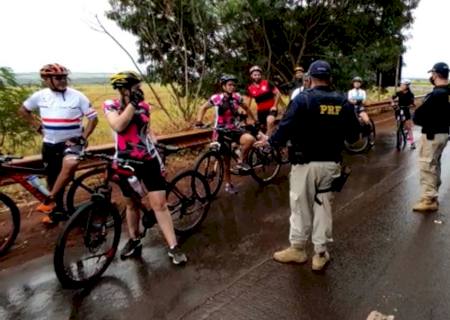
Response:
[196,75,257,194]
[103,71,187,264]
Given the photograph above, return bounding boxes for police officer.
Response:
[256,60,359,271]
[412,62,450,212]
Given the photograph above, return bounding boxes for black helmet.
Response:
[110,71,142,89]
[220,74,237,85]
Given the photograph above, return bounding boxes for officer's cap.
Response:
[428,62,449,78]
[308,60,331,79]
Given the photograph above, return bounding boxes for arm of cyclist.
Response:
[271,88,281,112]
[18,105,42,133]
[239,102,257,124]
[195,100,212,127]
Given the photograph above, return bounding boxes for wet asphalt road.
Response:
[1,118,450,320]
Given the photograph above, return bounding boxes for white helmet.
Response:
[400,79,411,85]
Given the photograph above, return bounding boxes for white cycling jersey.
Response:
[347,88,366,102]
[24,87,97,144]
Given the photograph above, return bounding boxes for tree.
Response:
[0,68,36,153]
[106,0,419,121]
[107,0,219,124]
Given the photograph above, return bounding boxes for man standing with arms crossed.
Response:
[257,60,359,271]
[412,62,450,212]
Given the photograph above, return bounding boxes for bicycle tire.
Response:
[248,147,281,185]
[0,193,20,256]
[396,126,407,150]
[167,170,211,236]
[66,166,111,214]
[54,200,122,289]
[194,150,224,198]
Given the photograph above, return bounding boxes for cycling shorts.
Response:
[118,158,166,197]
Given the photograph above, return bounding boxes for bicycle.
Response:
[393,104,408,150]
[344,111,376,154]
[0,148,115,256]
[53,144,211,288]
[194,126,281,198]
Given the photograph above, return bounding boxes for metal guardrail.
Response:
[2,94,426,173]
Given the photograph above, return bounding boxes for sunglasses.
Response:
[52,75,68,81]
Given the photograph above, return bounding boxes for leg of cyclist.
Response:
[266,114,276,136]
[143,158,187,264]
[240,133,256,168]
[359,111,370,125]
[223,154,237,194]
[40,140,84,223]
[147,190,187,264]
[37,142,65,216]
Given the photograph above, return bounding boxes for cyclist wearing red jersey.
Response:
[196,75,257,193]
[103,71,187,264]
[246,66,281,136]
[19,63,98,224]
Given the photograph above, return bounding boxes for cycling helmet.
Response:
[400,79,411,85]
[352,76,363,83]
[220,74,237,85]
[249,65,263,75]
[110,71,142,89]
[39,63,69,78]
[294,66,304,72]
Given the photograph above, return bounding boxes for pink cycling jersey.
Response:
[103,99,158,161]
[209,92,243,129]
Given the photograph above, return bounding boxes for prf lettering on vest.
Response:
[320,105,342,115]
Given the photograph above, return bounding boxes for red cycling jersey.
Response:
[247,79,279,111]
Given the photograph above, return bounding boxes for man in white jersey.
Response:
[19,63,98,224]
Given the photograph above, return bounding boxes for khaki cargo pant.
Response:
[289,162,341,253]
[418,133,448,200]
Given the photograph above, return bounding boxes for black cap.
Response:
[428,62,449,78]
[308,60,331,78]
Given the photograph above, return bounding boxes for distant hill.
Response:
[16,72,112,85]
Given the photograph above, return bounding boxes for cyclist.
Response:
[392,79,416,149]
[196,74,258,194]
[246,65,281,136]
[18,63,98,224]
[348,76,370,124]
[291,72,311,101]
[103,71,187,264]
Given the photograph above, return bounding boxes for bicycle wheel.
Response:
[194,150,224,198]
[0,193,20,256]
[66,167,123,215]
[248,147,281,185]
[344,125,370,154]
[396,126,407,150]
[167,170,211,236]
[54,199,122,289]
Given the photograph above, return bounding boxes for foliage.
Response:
[0,68,36,153]
[106,0,418,118]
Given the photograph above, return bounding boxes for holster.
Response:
[288,148,309,165]
[426,132,435,140]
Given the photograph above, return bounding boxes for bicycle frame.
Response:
[0,163,48,202]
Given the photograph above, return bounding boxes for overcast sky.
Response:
[0,0,448,78]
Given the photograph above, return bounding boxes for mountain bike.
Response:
[54,145,211,288]
[393,105,408,150]
[194,126,282,198]
[344,117,376,154]
[0,148,114,256]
